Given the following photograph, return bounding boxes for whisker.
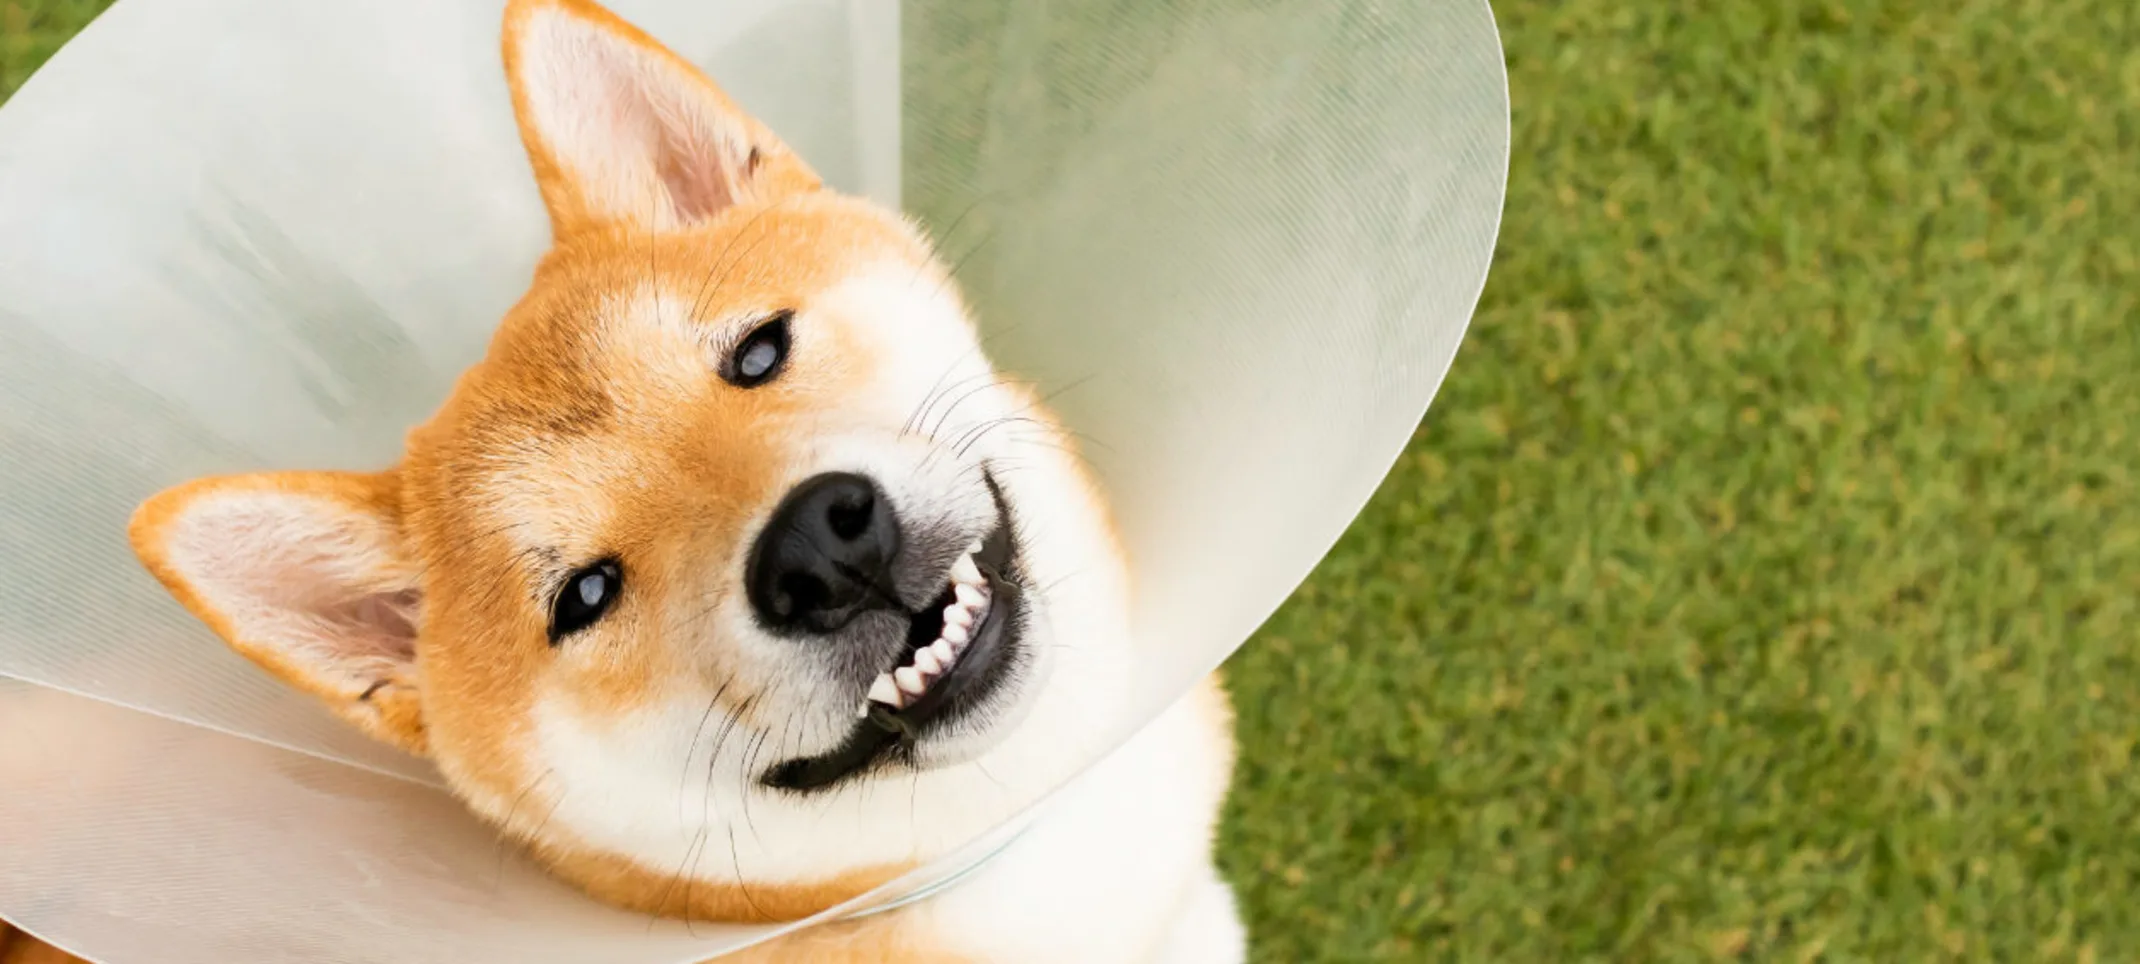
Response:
[491,768,556,889]
[925,375,1009,442]
[931,225,999,305]
[905,368,999,440]
[651,826,711,936]
[728,826,772,920]
[688,197,795,321]
[677,679,733,821]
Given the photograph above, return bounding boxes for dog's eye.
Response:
[550,560,621,643]
[725,311,793,387]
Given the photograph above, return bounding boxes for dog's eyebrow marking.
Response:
[470,298,619,442]
[470,395,609,442]
[521,546,577,604]
[535,401,609,437]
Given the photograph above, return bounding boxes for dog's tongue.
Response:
[0,0,1505,960]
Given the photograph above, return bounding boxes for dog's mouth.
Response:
[762,480,1026,793]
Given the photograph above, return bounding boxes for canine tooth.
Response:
[950,553,983,587]
[929,638,958,664]
[914,647,944,675]
[954,583,988,610]
[966,539,984,556]
[868,674,903,707]
[942,620,970,645]
[895,666,928,696]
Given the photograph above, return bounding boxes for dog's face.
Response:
[127,0,1133,922]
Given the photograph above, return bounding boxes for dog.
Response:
[7,0,1249,961]
[0,926,71,964]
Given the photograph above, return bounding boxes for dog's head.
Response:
[127,0,1133,921]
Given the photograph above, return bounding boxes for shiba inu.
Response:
[4,0,1249,961]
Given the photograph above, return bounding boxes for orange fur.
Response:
[528,839,909,924]
[716,920,983,964]
[124,0,968,927]
[0,919,977,964]
[500,0,820,238]
[128,470,429,755]
[394,193,953,802]
[0,925,80,964]
[111,0,1244,958]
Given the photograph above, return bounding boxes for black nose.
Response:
[747,472,900,634]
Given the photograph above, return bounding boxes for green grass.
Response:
[1218,3,2139,960]
[7,0,2138,960]
[0,0,99,98]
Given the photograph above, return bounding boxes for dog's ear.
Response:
[501,0,820,238]
[128,470,428,756]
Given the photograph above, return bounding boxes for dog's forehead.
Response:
[464,196,945,410]
[407,354,771,569]
[399,196,968,566]
[534,193,937,305]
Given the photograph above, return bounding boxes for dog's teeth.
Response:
[954,583,988,610]
[868,674,903,708]
[929,638,958,664]
[942,620,971,645]
[950,553,983,587]
[914,647,944,675]
[895,666,928,697]
[945,602,975,630]
[966,539,984,556]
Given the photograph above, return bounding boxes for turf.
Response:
[0,0,98,98]
[6,0,2137,961]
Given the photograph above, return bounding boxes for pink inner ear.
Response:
[655,127,738,223]
[164,492,423,690]
[324,589,422,663]
[520,7,752,226]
